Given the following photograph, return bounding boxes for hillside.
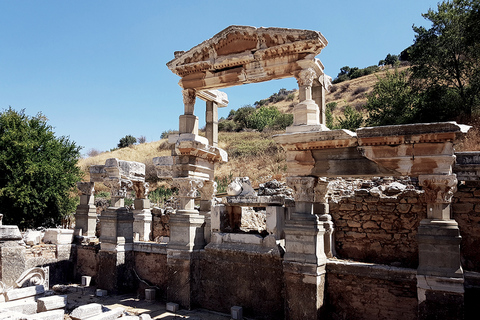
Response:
[78,67,479,191]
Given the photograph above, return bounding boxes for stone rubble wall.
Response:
[452,182,480,272]
[328,178,426,268]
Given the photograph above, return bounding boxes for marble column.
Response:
[179,89,199,135]
[97,178,134,293]
[314,178,335,258]
[75,181,97,238]
[205,101,218,147]
[132,181,152,242]
[283,176,326,320]
[167,177,205,309]
[198,180,217,244]
[417,174,464,320]
[292,68,320,127]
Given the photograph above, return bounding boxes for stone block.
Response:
[23,230,42,245]
[266,206,285,239]
[166,302,179,312]
[37,295,67,312]
[43,229,73,245]
[70,303,103,320]
[33,309,65,320]
[0,225,22,241]
[139,314,152,320]
[95,289,108,297]
[0,299,37,314]
[231,306,243,320]
[5,285,45,302]
[86,307,124,320]
[145,289,155,302]
[81,276,92,287]
[56,244,72,261]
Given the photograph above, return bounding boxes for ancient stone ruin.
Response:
[1,25,480,320]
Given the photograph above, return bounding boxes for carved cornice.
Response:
[419,175,457,203]
[287,176,316,202]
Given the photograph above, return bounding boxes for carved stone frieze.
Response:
[287,176,316,203]
[419,175,458,204]
[77,181,95,196]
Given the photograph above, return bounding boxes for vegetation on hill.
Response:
[0,108,83,229]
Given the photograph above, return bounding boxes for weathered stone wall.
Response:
[452,182,480,272]
[325,261,418,320]
[74,245,99,282]
[195,248,284,320]
[329,178,426,268]
[133,243,168,299]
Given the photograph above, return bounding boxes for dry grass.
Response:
[455,116,480,151]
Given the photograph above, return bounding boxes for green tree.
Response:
[408,0,480,117]
[117,135,137,148]
[247,106,282,131]
[336,105,364,131]
[365,69,418,126]
[233,105,256,129]
[0,108,83,229]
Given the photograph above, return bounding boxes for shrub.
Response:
[336,105,364,131]
[118,135,137,148]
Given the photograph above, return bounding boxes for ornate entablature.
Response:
[167,25,328,91]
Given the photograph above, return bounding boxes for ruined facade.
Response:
[1,26,480,320]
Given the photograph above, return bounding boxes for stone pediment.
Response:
[167,25,328,90]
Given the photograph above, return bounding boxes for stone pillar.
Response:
[167,177,205,309]
[205,101,218,147]
[292,68,320,127]
[97,178,134,293]
[283,176,326,320]
[179,89,199,135]
[312,83,325,126]
[417,174,464,319]
[75,182,97,238]
[132,181,152,242]
[198,180,217,244]
[0,223,25,287]
[314,178,335,258]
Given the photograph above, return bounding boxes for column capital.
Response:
[419,174,457,204]
[77,181,95,195]
[198,180,217,201]
[172,177,204,199]
[296,67,317,87]
[182,89,196,115]
[132,181,149,199]
[287,176,316,203]
[314,178,330,203]
[104,178,132,198]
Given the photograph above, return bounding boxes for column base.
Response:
[417,275,464,320]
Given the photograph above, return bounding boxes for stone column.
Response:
[167,177,205,309]
[75,181,97,238]
[179,89,199,135]
[312,83,325,126]
[314,178,335,258]
[205,101,218,147]
[292,68,320,127]
[417,174,464,320]
[97,178,134,293]
[132,181,152,242]
[198,180,217,244]
[283,176,326,320]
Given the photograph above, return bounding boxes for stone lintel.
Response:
[326,259,417,282]
[196,89,229,107]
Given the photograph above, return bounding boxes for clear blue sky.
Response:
[0,0,440,155]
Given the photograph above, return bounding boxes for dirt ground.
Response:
[63,285,234,320]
